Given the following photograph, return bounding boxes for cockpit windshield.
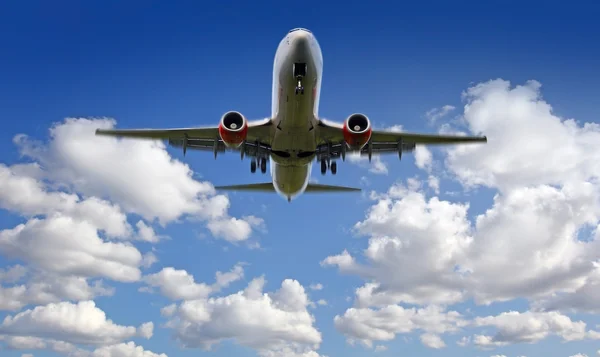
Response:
[288,28,312,34]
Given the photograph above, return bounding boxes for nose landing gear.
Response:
[293,63,306,95]
[295,77,304,95]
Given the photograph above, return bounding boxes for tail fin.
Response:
[214,182,361,193]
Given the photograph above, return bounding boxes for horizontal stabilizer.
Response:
[214,183,276,192]
[214,182,361,193]
[304,183,361,192]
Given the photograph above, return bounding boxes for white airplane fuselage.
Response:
[269,28,323,201]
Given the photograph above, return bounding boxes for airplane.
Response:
[95,28,487,202]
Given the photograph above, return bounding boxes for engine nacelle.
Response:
[343,113,372,150]
[218,111,248,147]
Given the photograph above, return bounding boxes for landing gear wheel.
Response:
[295,75,304,95]
[331,161,337,175]
[250,160,256,173]
[321,159,327,175]
[260,158,267,173]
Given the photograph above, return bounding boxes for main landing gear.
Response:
[251,158,267,174]
[293,63,306,95]
[320,159,337,175]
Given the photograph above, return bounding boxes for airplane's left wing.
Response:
[316,117,487,161]
[95,117,273,158]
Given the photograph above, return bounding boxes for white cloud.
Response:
[322,79,600,352]
[0,163,130,238]
[0,265,27,283]
[535,264,600,313]
[88,342,167,357]
[445,79,600,192]
[2,337,167,357]
[414,146,433,171]
[322,182,472,307]
[164,276,323,357]
[309,283,323,291]
[374,345,387,352]
[143,263,244,300]
[426,105,455,123]
[419,333,445,349]
[569,354,588,357]
[427,175,440,194]
[333,305,465,348]
[457,336,470,346]
[472,310,600,347]
[0,272,113,311]
[0,214,144,283]
[347,153,388,175]
[12,118,261,242]
[0,300,152,346]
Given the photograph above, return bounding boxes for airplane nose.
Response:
[292,31,312,55]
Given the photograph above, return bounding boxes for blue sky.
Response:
[1,1,600,357]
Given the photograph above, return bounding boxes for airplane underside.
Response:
[95,28,487,202]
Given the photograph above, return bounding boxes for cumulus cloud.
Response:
[11,118,261,242]
[426,105,455,123]
[1,337,166,357]
[419,333,445,349]
[0,214,144,283]
[0,300,152,346]
[333,305,465,348]
[87,342,167,357]
[471,310,599,347]
[445,79,600,192]
[0,265,27,284]
[143,263,244,300]
[0,272,113,311]
[347,153,388,175]
[163,276,323,357]
[322,79,600,351]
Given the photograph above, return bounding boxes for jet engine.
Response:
[342,113,372,150]
[218,111,248,147]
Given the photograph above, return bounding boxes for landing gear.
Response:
[295,77,304,95]
[260,158,267,173]
[293,63,306,95]
[320,159,337,175]
[251,158,267,174]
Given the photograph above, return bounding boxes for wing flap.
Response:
[371,130,487,144]
[95,127,219,139]
[95,118,273,142]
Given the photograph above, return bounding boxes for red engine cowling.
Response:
[343,113,372,150]
[218,111,248,147]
